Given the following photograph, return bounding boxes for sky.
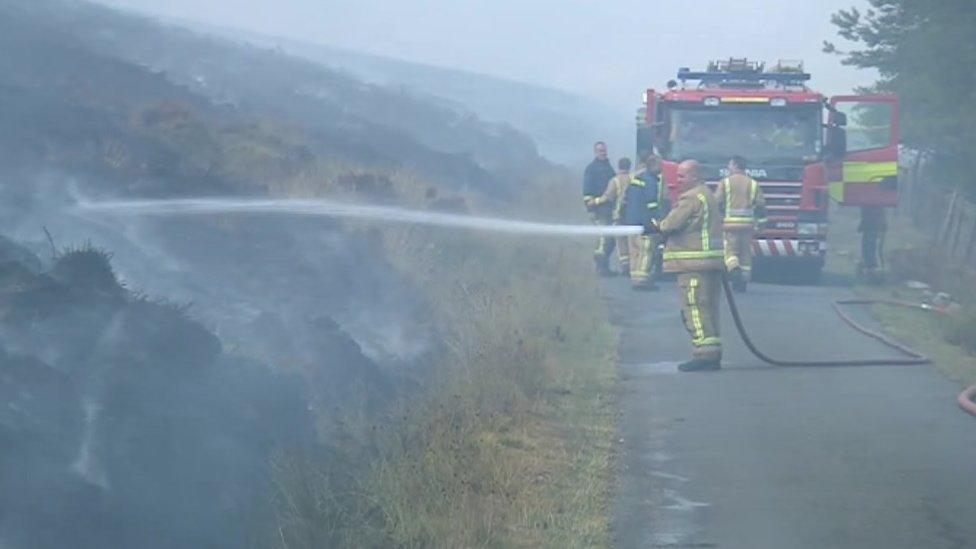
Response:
[96,0,875,111]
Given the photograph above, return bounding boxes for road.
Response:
[609,278,976,549]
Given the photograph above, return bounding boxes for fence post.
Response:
[949,207,966,260]
[940,191,959,245]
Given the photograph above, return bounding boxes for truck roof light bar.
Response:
[677,58,811,88]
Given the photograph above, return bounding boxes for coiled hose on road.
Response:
[720,274,976,417]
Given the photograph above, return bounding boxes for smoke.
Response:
[0,173,433,365]
[0,168,434,547]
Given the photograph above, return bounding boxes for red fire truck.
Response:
[637,59,898,282]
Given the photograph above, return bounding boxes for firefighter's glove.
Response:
[643,219,661,236]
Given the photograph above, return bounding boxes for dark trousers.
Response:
[861,230,882,269]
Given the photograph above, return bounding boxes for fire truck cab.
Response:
[637,58,899,282]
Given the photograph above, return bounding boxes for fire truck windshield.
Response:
[665,105,821,165]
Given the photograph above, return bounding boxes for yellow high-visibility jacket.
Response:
[659,183,725,273]
[715,173,766,231]
[594,172,630,222]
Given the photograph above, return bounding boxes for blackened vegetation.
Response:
[335,172,397,203]
[0,239,391,548]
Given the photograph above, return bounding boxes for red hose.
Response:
[958,384,976,417]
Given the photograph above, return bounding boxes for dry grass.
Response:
[269,170,617,547]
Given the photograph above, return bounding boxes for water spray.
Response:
[77,198,643,238]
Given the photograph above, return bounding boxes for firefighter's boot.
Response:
[677,357,721,372]
[731,266,747,293]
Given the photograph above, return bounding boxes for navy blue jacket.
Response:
[582,158,615,199]
[622,173,664,226]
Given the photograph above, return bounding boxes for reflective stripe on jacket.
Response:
[659,183,724,273]
[621,174,664,226]
[715,173,766,231]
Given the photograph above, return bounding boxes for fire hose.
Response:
[721,273,976,417]
[720,272,931,367]
[958,384,976,417]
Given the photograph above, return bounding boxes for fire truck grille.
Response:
[760,181,802,212]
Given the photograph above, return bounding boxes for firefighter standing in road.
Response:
[590,157,634,276]
[623,154,665,290]
[858,205,887,278]
[715,155,766,292]
[647,160,725,371]
[582,141,617,276]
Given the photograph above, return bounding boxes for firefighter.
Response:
[858,205,886,278]
[623,154,665,290]
[582,141,617,276]
[646,160,725,371]
[715,155,766,292]
[636,153,668,278]
[590,157,633,276]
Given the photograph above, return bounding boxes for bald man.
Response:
[651,160,726,371]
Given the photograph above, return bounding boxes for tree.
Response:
[825,1,976,184]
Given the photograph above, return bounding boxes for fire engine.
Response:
[638,58,899,282]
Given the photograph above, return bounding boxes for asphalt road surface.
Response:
[609,278,976,549]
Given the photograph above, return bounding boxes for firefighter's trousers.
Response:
[589,211,616,262]
[628,234,656,286]
[615,228,630,271]
[724,229,754,276]
[861,229,883,270]
[677,271,722,361]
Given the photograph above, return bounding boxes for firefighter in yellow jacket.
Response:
[647,160,725,371]
[715,155,766,292]
[587,157,633,276]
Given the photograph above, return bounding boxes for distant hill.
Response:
[2,0,560,197]
[167,20,628,166]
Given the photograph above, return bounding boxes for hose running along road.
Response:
[720,273,931,367]
[722,274,976,418]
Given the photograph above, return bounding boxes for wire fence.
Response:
[898,154,976,270]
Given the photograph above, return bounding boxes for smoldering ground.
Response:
[0,165,445,548]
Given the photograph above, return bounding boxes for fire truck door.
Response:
[826,95,899,206]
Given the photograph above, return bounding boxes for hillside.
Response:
[1,0,550,197]
[179,22,628,165]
